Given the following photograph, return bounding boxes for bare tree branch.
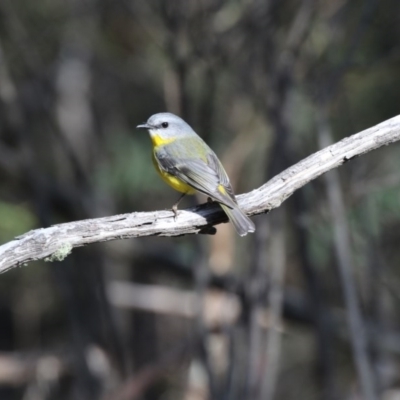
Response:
[1,115,400,273]
[108,281,240,326]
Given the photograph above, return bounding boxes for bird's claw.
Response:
[172,205,179,221]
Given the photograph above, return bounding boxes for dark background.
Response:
[1,0,400,399]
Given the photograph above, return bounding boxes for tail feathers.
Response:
[220,204,255,236]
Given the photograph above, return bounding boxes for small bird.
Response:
[137,113,255,236]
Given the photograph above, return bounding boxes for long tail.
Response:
[220,204,255,236]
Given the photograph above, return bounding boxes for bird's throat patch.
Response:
[150,134,176,147]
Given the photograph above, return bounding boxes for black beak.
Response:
[136,123,151,129]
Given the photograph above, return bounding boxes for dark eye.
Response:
[161,122,169,128]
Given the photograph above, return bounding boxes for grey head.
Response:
[137,112,197,140]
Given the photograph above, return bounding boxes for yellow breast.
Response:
[151,136,196,195]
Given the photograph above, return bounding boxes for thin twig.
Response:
[260,211,286,400]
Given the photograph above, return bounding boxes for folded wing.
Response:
[155,144,237,209]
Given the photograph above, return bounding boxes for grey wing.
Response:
[206,152,236,200]
[155,147,237,209]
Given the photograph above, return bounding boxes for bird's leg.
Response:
[172,192,186,220]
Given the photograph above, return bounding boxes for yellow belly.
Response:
[152,152,196,194]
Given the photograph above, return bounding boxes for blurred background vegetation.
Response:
[1,0,400,399]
